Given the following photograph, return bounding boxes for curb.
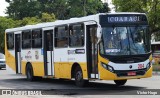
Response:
[152,71,160,75]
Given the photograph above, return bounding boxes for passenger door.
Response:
[86,24,98,78]
[43,28,54,76]
[15,32,21,74]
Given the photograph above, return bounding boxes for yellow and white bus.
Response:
[5,13,152,87]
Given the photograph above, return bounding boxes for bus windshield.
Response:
[100,26,150,55]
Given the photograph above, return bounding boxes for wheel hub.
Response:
[76,71,82,81]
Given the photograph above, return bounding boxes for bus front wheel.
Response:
[74,66,88,87]
[114,80,127,86]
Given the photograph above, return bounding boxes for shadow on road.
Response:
[0,77,146,95]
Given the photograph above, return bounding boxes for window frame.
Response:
[54,25,69,48]
[69,23,85,48]
[22,30,32,49]
[32,29,42,48]
[6,32,14,50]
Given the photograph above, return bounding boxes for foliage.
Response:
[5,0,110,20]
[0,17,16,53]
[113,0,160,33]
[6,0,41,20]
[0,0,110,53]
[16,13,56,26]
[0,12,56,53]
[41,13,56,22]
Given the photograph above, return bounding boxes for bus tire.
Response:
[26,63,34,81]
[114,80,127,86]
[74,66,88,87]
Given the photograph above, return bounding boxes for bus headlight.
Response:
[146,62,151,70]
[101,62,114,73]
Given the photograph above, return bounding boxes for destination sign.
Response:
[108,16,140,23]
[100,14,148,26]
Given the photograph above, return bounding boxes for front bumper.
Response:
[99,65,152,80]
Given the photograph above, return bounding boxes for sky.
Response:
[0,0,114,16]
[0,0,9,16]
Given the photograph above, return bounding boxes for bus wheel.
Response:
[74,66,88,87]
[114,80,127,86]
[26,64,34,81]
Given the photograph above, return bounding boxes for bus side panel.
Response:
[32,62,44,76]
[54,62,88,79]
[5,33,16,72]
[54,48,88,79]
[68,62,88,79]
[59,62,71,79]
[59,62,88,79]
[21,61,45,76]
[21,49,45,76]
[54,48,69,79]
[54,62,60,78]
[21,61,26,75]
[5,49,16,72]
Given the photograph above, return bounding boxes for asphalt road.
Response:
[0,65,160,98]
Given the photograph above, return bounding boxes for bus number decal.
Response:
[138,64,144,69]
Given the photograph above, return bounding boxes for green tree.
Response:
[6,0,110,20]
[0,12,56,53]
[0,17,16,53]
[67,0,109,18]
[113,0,160,33]
[98,3,110,13]
[6,0,41,20]
[41,0,69,19]
[13,13,56,26]
[16,17,41,26]
[41,13,56,22]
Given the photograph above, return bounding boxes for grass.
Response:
[152,64,160,72]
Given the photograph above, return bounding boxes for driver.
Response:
[119,27,128,47]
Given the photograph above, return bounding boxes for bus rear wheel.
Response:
[26,64,34,81]
[114,80,127,86]
[74,66,88,87]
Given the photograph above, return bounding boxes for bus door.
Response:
[15,32,21,74]
[86,24,98,79]
[43,28,54,76]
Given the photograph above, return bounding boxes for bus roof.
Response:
[5,12,146,33]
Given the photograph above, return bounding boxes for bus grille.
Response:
[115,69,146,77]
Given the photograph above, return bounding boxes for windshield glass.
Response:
[100,26,150,55]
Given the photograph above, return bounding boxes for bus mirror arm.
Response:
[97,24,102,44]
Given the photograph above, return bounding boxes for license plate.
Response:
[127,72,136,76]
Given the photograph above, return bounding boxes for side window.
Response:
[32,29,42,48]
[69,24,84,47]
[54,26,68,48]
[6,33,14,49]
[22,30,31,49]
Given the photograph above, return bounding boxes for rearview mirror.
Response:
[97,24,102,43]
